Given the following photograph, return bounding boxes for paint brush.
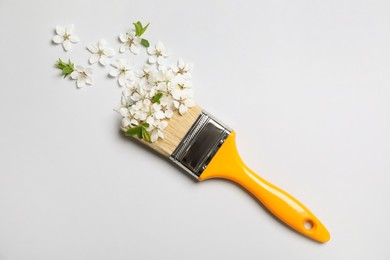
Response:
[131,105,330,243]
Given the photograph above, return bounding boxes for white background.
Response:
[1,0,390,259]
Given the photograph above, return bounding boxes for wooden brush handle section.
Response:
[139,106,203,157]
[199,132,330,243]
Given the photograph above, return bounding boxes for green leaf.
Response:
[133,21,150,37]
[125,123,152,142]
[56,59,64,69]
[141,127,151,142]
[152,92,163,104]
[141,122,150,128]
[133,21,142,36]
[125,126,141,136]
[137,129,143,139]
[140,38,150,47]
[140,22,150,35]
[55,58,74,78]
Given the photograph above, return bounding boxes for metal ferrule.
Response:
[169,110,232,179]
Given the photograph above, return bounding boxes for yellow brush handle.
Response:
[199,132,330,243]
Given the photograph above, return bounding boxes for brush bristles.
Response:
[137,105,202,157]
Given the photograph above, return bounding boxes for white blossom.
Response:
[134,64,153,84]
[146,69,160,88]
[70,66,93,88]
[172,91,195,115]
[141,99,156,124]
[131,99,150,122]
[172,58,193,78]
[109,59,134,87]
[171,75,192,95]
[157,67,175,84]
[52,25,79,51]
[147,41,169,65]
[119,107,139,128]
[134,64,151,79]
[119,31,141,54]
[87,39,115,66]
[147,120,168,142]
[124,83,142,102]
[153,96,174,119]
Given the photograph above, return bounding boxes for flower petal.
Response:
[69,35,79,43]
[179,105,188,115]
[62,40,71,51]
[66,24,74,35]
[89,54,100,64]
[151,131,158,142]
[75,65,84,72]
[52,35,64,44]
[118,59,126,67]
[157,56,165,65]
[55,25,65,36]
[173,100,179,109]
[87,43,98,53]
[130,45,139,54]
[156,41,164,51]
[186,63,194,71]
[110,61,119,68]
[155,111,165,119]
[148,56,157,64]
[86,76,93,85]
[98,39,107,49]
[147,47,154,55]
[130,119,139,126]
[165,110,173,118]
[77,78,86,88]
[119,44,127,53]
[160,120,168,129]
[70,71,79,79]
[124,63,133,71]
[186,89,194,98]
[134,37,141,45]
[103,48,115,57]
[158,130,165,139]
[118,75,126,87]
[161,49,169,57]
[99,55,108,66]
[177,58,184,67]
[125,71,135,80]
[119,34,127,43]
[109,69,119,77]
[131,93,141,102]
[119,107,129,117]
[122,118,131,127]
[185,99,195,107]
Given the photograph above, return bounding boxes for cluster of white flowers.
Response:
[52,22,196,142]
[118,58,194,142]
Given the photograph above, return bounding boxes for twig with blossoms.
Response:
[119,21,150,54]
[55,59,93,88]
